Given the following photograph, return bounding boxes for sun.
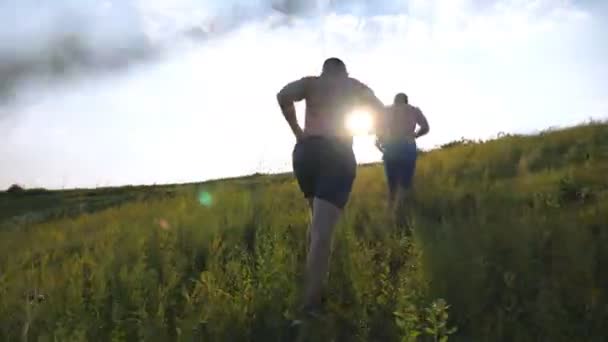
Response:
[346,110,374,136]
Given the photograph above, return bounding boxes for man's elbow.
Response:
[276,92,290,108]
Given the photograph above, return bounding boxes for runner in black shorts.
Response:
[276,57,385,323]
[292,136,356,209]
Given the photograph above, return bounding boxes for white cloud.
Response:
[1,0,605,189]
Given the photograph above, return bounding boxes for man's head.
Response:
[394,92,408,104]
[321,57,348,77]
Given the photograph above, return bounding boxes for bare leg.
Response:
[302,198,342,312]
[305,197,314,253]
[388,186,397,212]
[394,186,413,234]
[385,161,398,212]
[307,197,314,216]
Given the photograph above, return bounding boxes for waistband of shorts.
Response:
[382,137,417,146]
[300,135,353,147]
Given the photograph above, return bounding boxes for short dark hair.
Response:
[322,57,348,76]
[394,92,408,104]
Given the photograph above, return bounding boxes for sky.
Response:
[1,0,607,190]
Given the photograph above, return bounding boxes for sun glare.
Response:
[346,110,374,136]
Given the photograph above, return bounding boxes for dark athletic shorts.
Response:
[382,141,418,193]
[292,136,356,209]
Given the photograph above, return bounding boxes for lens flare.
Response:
[198,191,213,207]
[346,110,373,136]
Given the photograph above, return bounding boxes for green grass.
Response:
[1,121,607,341]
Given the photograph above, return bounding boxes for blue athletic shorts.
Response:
[292,136,356,209]
[382,141,418,192]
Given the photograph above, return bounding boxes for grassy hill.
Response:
[1,122,607,341]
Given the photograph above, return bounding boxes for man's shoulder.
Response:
[297,76,320,89]
[347,76,370,87]
[346,77,374,94]
[281,76,317,93]
[299,75,318,83]
[409,105,426,118]
[285,75,317,86]
[407,104,421,111]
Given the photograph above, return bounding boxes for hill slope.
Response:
[1,122,607,341]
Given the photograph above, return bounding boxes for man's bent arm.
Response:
[356,83,387,141]
[375,137,385,153]
[415,108,430,138]
[277,78,309,140]
[278,99,303,140]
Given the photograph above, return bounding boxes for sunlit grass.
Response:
[0,122,607,341]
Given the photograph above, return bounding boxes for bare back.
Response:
[383,103,429,143]
[278,74,382,139]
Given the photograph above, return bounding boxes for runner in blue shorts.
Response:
[376,92,430,208]
[277,57,385,322]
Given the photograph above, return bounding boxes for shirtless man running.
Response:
[276,57,385,321]
[376,92,430,208]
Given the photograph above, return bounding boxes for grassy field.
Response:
[1,122,607,341]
